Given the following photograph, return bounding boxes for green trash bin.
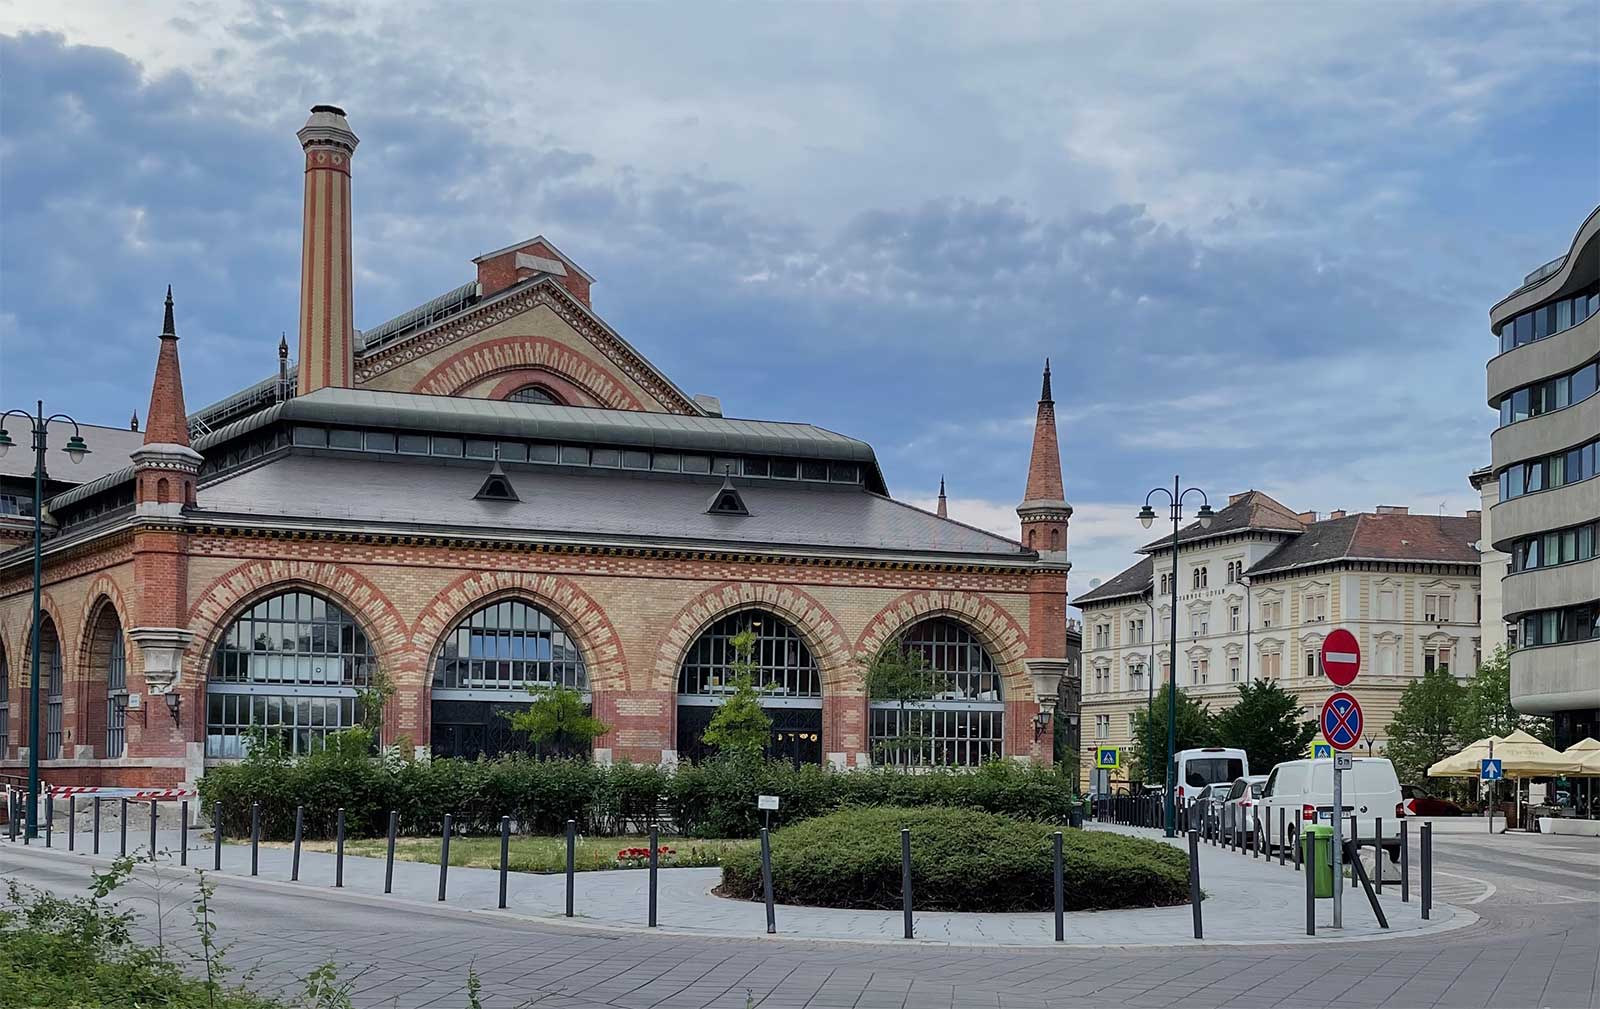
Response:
[1302,824,1335,898]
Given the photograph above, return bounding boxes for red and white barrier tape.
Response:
[45,786,196,801]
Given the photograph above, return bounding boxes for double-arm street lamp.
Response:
[1138,476,1213,838]
[0,403,91,838]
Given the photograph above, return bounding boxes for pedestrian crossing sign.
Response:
[1308,741,1333,759]
[1095,746,1121,770]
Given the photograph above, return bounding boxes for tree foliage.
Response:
[1457,646,1552,744]
[1383,663,1466,782]
[1212,678,1317,772]
[864,645,942,765]
[504,686,611,754]
[701,629,772,757]
[1129,683,1216,784]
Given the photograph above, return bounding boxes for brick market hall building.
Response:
[0,106,1074,790]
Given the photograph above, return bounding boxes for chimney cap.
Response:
[298,104,359,152]
[310,103,348,116]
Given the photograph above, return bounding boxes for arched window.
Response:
[869,617,1003,768]
[676,610,822,765]
[430,599,589,760]
[506,385,561,405]
[0,643,9,757]
[33,616,64,759]
[207,591,376,758]
[87,606,128,758]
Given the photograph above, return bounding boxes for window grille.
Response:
[433,600,588,692]
[869,618,1004,767]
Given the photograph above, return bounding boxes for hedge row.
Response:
[719,806,1190,912]
[196,752,1081,841]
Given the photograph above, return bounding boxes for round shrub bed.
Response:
[718,806,1190,913]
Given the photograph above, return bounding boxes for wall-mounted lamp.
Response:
[164,691,182,724]
[1032,707,1054,740]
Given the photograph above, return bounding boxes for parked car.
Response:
[1222,775,1269,839]
[1259,757,1405,861]
[1401,783,1463,817]
[1185,783,1225,833]
[1173,747,1249,811]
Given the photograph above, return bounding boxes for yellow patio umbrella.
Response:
[1427,736,1500,779]
[1492,729,1581,775]
[1566,740,1600,819]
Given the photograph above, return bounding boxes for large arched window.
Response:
[33,617,64,760]
[86,605,129,758]
[869,617,1003,768]
[207,591,376,758]
[505,385,561,405]
[0,642,9,757]
[430,599,589,760]
[676,610,822,765]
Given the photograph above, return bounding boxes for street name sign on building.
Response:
[1320,628,1361,687]
[1095,746,1121,770]
[1480,759,1504,781]
[1308,741,1333,759]
[1320,692,1364,751]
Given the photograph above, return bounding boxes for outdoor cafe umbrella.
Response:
[1564,738,1600,817]
[1427,736,1501,778]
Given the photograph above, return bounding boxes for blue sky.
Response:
[1,2,1597,598]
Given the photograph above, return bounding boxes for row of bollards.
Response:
[4,791,187,865]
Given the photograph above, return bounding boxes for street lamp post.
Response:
[0,402,90,838]
[1138,476,1213,838]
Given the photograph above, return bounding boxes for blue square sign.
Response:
[1480,758,1503,781]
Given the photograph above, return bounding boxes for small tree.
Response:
[505,686,611,757]
[701,629,772,758]
[1213,678,1316,772]
[865,645,941,766]
[1129,683,1216,785]
[1457,646,1552,744]
[1384,663,1466,782]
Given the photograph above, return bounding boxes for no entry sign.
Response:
[1320,628,1361,686]
[1320,692,1363,751]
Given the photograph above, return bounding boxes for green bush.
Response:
[719,806,1189,912]
[199,747,1081,841]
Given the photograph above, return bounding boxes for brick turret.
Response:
[936,476,948,519]
[1016,360,1071,759]
[1017,359,1071,558]
[295,104,359,394]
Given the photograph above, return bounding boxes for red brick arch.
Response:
[412,335,645,410]
[410,571,628,693]
[185,560,411,688]
[652,582,852,695]
[75,576,131,681]
[853,589,1033,699]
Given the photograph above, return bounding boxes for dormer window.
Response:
[706,475,749,516]
[474,460,520,502]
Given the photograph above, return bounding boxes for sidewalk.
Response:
[3,820,1470,948]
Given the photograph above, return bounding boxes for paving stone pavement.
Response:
[2,819,1595,1008]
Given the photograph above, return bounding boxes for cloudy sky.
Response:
[1,1,1596,601]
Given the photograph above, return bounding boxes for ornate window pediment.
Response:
[1256,636,1284,652]
[1184,643,1211,658]
[1223,642,1242,657]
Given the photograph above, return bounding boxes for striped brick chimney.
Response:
[296,105,359,394]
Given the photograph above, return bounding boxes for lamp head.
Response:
[64,434,89,464]
[1137,504,1156,529]
[1196,503,1215,529]
[0,428,11,458]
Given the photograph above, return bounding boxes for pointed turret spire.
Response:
[143,286,192,447]
[1022,359,1064,504]
[129,409,140,432]
[1040,357,1052,402]
[936,476,948,519]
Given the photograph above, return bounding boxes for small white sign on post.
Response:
[125,693,142,711]
[1334,753,1353,771]
[757,794,780,811]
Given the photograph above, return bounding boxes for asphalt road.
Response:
[2,816,1595,1009]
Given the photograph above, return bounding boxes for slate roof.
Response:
[1072,556,1153,606]
[0,421,145,486]
[194,453,1028,560]
[1250,513,1480,576]
[1137,490,1304,553]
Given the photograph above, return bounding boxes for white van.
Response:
[1258,757,1404,860]
[1173,747,1249,809]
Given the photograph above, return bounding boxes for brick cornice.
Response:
[354,279,700,415]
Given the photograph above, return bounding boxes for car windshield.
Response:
[1185,757,1245,787]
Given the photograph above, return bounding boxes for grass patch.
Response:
[264,834,754,872]
[720,806,1190,913]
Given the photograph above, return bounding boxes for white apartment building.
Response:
[1073,491,1482,789]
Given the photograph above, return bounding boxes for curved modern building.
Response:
[1486,205,1600,747]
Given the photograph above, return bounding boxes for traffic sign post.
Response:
[1321,693,1364,751]
[1308,741,1332,759]
[1095,746,1121,771]
[1320,629,1361,687]
[1479,758,1503,781]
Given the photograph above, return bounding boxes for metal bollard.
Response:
[1350,815,1359,889]
[250,802,260,876]
[1400,818,1409,903]
[180,801,189,866]
[213,802,223,870]
[291,806,304,882]
[1421,822,1432,920]
[647,824,659,927]
[335,808,347,888]
[1294,820,1302,872]
[1188,829,1203,939]
[119,798,128,855]
[9,793,18,843]
[1374,816,1383,894]
[564,819,575,918]
[760,827,776,935]
[1279,809,1286,866]
[383,810,397,894]
[44,795,52,848]
[1305,829,1316,936]
[149,799,158,861]
[1252,811,1260,859]
[67,795,75,851]
[1053,831,1065,942]
[92,797,101,854]
[21,792,28,845]
[900,827,914,939]
[498,816,511,910]
[437,814,452,901]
